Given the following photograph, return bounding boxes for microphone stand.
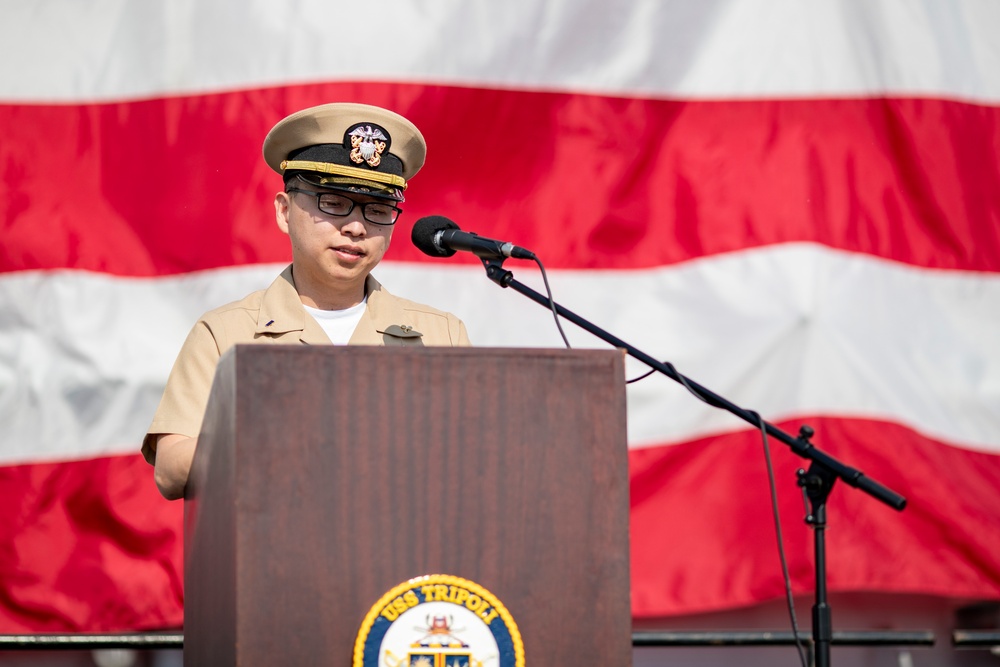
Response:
[479,258,907,667]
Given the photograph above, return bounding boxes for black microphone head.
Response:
[411,215,460,257]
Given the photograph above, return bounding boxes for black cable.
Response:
[626,367,655,384]
[533,257,572,349]
[750,409,810,667]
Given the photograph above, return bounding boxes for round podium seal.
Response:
[353,574,524,667]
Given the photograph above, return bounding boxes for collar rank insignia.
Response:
[354,574,524,667]
[348,123,389,168]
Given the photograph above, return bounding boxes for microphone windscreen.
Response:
[411,215,460,257]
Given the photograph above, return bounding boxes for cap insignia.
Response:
[349,124,389,168]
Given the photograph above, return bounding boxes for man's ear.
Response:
[274,191,291,235]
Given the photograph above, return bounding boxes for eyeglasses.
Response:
[286,187,402,226]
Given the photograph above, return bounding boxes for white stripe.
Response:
[0,266,277,465]
[1,245,997,465]
[1,0,999,102]
[391,247,1000,453]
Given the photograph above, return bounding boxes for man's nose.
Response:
[339,210,368,236]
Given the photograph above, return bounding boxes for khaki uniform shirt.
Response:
[141,265,470,464]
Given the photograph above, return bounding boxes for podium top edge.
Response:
[226,345,624,360]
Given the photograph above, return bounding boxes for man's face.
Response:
[275,186,394,292]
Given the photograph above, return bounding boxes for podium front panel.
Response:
[185,346,631,666]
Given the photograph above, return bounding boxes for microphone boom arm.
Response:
[481,259,906,511]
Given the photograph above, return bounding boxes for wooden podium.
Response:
[184,345,631,666]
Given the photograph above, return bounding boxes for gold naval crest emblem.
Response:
[349,125,388,168]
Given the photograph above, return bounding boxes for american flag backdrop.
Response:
[0,0,998,633]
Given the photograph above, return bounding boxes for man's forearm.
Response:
[153,434,197,500]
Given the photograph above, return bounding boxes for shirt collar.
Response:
[256,266,418,344]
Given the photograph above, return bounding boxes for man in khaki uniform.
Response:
[143,102,470,500]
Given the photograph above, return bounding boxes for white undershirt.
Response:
[302,298,367,345]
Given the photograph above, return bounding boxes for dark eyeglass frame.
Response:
[286,187,402,226]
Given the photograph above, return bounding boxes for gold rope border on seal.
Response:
[352,573,525,667]
[280,160,407,189]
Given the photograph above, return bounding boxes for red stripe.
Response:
[0,455,183,632]
[2,83,998,275]
[1,418,996,630]
[629,417,1000,617]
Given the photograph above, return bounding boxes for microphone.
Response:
[411,216,536,260]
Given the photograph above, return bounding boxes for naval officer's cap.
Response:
[263,102,426,202]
